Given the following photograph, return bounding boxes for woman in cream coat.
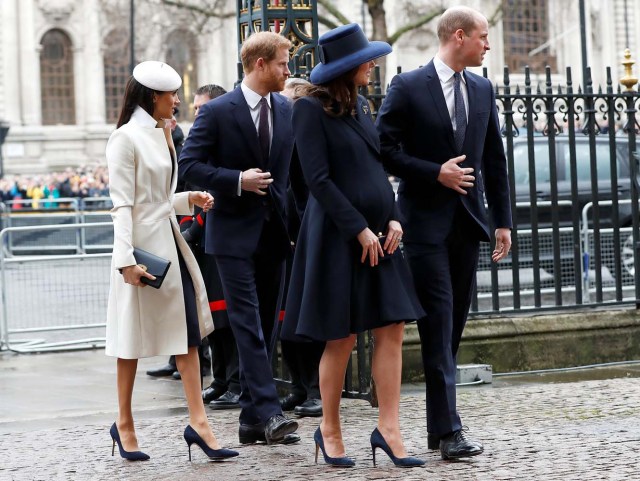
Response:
[105,61,237,462]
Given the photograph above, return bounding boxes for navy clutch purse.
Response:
[132,248,171,289]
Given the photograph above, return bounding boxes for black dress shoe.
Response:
[146,364,177,377]
[238,423,301,445]
[293,398,322,417]
[264,415,298,445]
[209,391,240,410]
[279,393,305,412]
[202,384,227,403]
[427,432,440,450]
[439,428,484,460]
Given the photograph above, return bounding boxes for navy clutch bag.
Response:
[132,248,171,289]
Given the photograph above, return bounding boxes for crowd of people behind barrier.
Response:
[0,165,110,209]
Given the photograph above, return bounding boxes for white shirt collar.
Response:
[130,105,158,128]
[434,55,466,85]
[241,81,271,110]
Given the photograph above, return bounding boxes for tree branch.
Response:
[388,8,444,46]
[318,14,340,30]
[317,0,352,26]
[487,2,503,27]
[158,0,235,19]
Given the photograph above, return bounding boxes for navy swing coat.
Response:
[282,95,424,342]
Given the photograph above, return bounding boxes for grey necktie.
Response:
[453,72,467,153]
[258,97,270,165]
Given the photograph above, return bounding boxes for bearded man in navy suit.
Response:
[376,6,512,460]
[179,31,299,446]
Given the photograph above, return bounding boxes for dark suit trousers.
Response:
[404,205,481,436]
[281,339,324,399]
[214,222,286,425]
[207,328,240,394]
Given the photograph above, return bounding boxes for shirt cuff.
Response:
[237,172,242,197]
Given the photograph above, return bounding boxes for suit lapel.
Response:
[342,97,380,153]
[230,87,263,167]
[463,71,477,152]
[268,93,286,169]
[424,61,457,153]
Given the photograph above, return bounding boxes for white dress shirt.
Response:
[235,82,273,195]
[434,55,468,132]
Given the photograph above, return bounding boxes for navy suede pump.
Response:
[313,427,355,467]
[370,428,425,468]
[183,425,239,462]
[110,423,150,461]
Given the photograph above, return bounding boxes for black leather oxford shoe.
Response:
[239,423,300,445]
[146,364,176,377]
[264,415,298,445]
[209,391,240,410]
[293,398,322,417]
[280,393,305,412]
[202,384,227,403]
[427,432,440,450]
[439,428,484,460]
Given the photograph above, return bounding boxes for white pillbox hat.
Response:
[132,61,182,91]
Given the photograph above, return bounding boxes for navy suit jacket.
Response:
[179,87,294,257]
[376,60,512,244]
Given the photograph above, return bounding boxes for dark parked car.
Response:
[506,134,636,280]
[511,135,633,229]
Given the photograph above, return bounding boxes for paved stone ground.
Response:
[1,350,639,481]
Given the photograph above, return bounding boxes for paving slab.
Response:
[1,350,640,480]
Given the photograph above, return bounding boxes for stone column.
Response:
[81,0,105,125]
[19,0,41,126]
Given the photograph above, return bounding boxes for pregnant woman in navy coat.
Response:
[282,24,425,468]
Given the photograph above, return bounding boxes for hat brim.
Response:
[310,41,392,85]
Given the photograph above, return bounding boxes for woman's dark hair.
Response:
[297,66,360,117]
[116,77,158,128]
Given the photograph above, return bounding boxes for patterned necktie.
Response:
[453,72,467,153]
[258,97,270,164]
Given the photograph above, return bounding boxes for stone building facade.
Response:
[0,0,638,174]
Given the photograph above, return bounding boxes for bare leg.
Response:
[318,334,356,458]
[176,346,220,449]
[116,358,141,451]
[372,322,407,457]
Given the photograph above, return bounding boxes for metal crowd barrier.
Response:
[79,197,114,252]
[0,223,112,353]
[2,198,82,255]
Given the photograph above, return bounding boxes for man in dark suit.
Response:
[179,31,299,445]
[376,6,512,460]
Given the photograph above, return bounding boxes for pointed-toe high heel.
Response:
[109,423,150,461]
[313,427,355,467]
[183,425,239,462]
[370,428,425,468]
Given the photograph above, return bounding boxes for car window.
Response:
[563,142,626,182]
[512,143,551,187]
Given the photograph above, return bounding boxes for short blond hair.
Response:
[436,6,485,43]
[241,31,292,73]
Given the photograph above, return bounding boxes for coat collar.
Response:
[424,60,456,152]
[340,96,380,154]
[424,60,479,153]
[230,87,264,166]
[130,106,159,128]
[230,87,289,169]
[268,93,289,167]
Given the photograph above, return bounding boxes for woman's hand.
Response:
[357,227,384,266]
[121,265,156,287]
[384,220,403,255]
[189,191,214,212]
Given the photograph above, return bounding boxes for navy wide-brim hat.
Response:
[310,23,392,85]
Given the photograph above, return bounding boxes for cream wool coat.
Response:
[105,106,213,359]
